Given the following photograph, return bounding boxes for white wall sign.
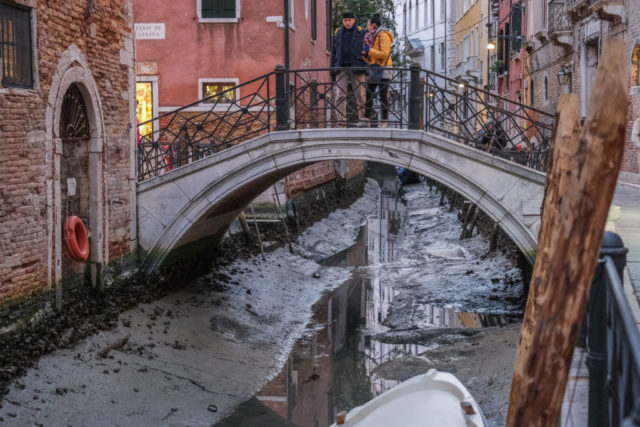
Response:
[135,23,165,40]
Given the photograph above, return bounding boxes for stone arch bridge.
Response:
[136,66,554,271]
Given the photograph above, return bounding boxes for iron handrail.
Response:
[137,71,276,128]
[586,233,640,426]
[136,66,554,181]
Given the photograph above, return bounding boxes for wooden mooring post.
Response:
[506,39,628,427]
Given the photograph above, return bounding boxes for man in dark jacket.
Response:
[331,11,367,125]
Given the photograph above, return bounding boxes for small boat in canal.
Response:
[331,369,487,427]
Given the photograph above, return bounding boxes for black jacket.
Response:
[331,26,367,71]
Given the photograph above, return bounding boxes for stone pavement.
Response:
[609,182,640,303]
[561,181,640,427]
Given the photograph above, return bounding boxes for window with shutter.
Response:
[0,1,33,88]
[201,0,237,20]
[511,3,522,52]
[311,0,316,41]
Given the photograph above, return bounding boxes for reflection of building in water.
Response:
[256,291,335,427]
[362,194,430,396]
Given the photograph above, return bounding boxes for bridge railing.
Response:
[137,65,554,181]
[586,232,640,427]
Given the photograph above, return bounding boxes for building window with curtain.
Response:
[0,1,33,88]
[199,79,239,104]
[198,0,238,22]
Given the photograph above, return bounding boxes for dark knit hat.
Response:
[342,11,355,19]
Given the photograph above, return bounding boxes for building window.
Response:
[440,0,445,21]
[530,78,534,105]
[632,44,640,87]
[198,0,239,22]
[199,79,239,104]
[424,0,429,26]
[415,0,419,30]
[408,1,412,32]
[403,3,407,36]
[310,0,316,41]
[136,82,154,137]
[430,44,435,70]
[0,1,33,88]
[289,0,295,27]
[544,76,548,102]
[440,42,445,71]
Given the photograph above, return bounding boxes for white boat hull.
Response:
[331,369,486,427]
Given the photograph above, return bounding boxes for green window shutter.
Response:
[202,0,236,19]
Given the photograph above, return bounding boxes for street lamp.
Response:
[557,66,571,86]
[487,35,526,49]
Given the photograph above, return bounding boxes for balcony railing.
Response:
[549,0,571,34]
[455,57,482,82]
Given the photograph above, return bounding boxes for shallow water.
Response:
[216,176,523,427]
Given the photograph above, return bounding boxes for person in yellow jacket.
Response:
[363,13,393,128]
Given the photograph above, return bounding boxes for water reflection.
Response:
[217,182,508,427]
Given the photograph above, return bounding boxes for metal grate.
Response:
[60,84,90,139]
[0,1,32,88]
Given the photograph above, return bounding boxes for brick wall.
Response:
[0,0,134,306]
[523,2,639,183]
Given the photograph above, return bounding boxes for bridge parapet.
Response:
[137,66,554,181]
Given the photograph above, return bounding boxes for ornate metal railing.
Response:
[549,0,571,35]
[586,232,640,427]
[137,65,554,181]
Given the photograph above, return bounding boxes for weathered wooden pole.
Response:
[506,39,628,427]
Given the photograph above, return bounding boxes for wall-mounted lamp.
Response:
[487,41,496,50]
[557,65,571,86]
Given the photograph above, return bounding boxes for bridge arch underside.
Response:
[137,129,545,271]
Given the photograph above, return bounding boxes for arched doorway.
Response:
[59,84,91,287]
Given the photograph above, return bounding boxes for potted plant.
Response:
[489,60,505,74]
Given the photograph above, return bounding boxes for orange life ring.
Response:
[64,216,90,262]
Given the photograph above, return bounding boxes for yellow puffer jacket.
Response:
[366,30,393,67]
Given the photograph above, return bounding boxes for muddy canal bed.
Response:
[0,177,524,426]
[217,178,525,427]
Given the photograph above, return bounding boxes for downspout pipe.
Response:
[284,0,290,70]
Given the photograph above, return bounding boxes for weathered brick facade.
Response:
[519,0,639,183]
[0,0,135,306]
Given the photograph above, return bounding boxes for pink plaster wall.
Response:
[134,0,331,107]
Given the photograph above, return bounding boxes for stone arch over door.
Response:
[45,45,106,307]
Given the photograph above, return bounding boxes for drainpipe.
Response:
[432,0,435,71]
[284,0,290,70]
[444,0,447,76]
